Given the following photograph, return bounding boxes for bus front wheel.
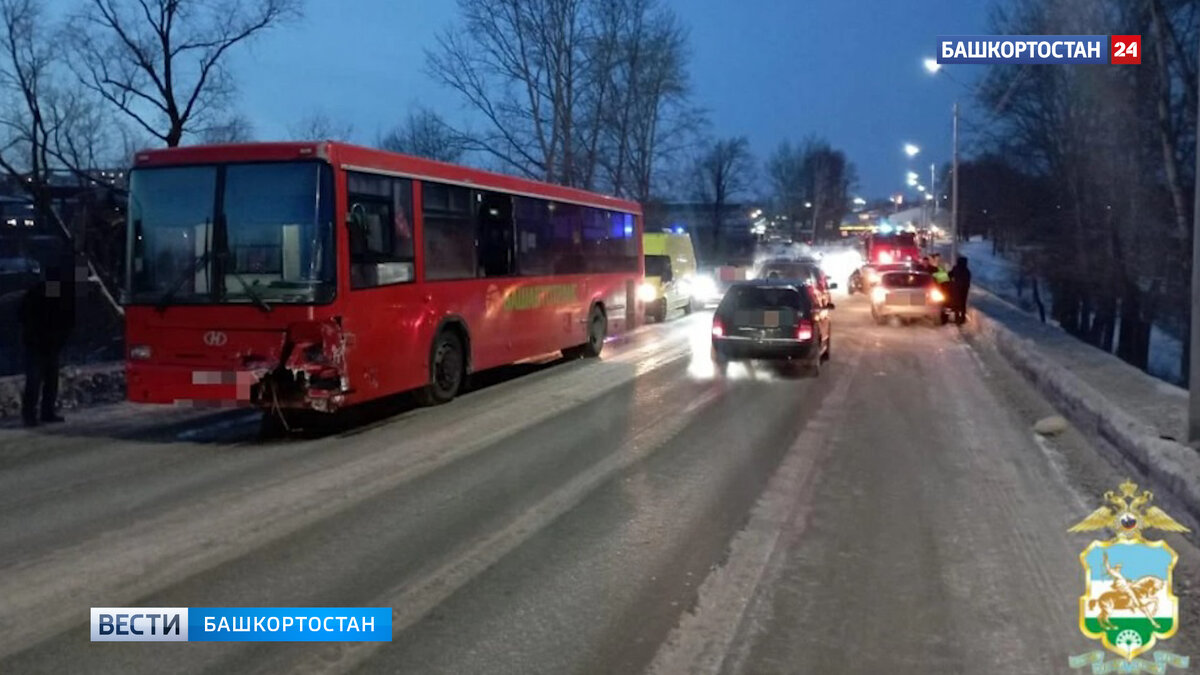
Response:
[417,330,465,405]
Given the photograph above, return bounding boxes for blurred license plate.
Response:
[763,311,779,327]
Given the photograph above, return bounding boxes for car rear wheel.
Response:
[416,330,465,405]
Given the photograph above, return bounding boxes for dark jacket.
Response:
[949,258,972,291]
[18,281,75,350]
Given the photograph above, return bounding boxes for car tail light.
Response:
[796,319,814,341]
[871,286,888,304]
[712,319,725,337]
[929,287,945,303]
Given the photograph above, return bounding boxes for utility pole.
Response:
[951,101,960,263]
[931,163,938,217]
[1189,43,1200,444]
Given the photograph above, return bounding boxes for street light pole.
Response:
[930,163,938,217]
[1189,41,1200,444]
[951,101,960,263]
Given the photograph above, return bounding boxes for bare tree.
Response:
[379,108,464,163]
[766,140,805,235]
[693,136,754,257]
[0,0,54,208]
[200,113,255,144]
[427,0,589,184]
[616,1,697,204]
[288,110,353,142]
[69,0,300,147]
[766,137,855,242]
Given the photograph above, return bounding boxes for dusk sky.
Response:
[64,0,995,200]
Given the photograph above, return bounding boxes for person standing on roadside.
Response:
[18,263,75,426]
[929,253,951,323]
[949,256,972,325]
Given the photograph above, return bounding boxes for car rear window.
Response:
[725,285,808,310]
[881,272,932,289]
[758,262,815,281]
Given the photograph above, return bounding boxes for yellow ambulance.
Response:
[638,232,699,322]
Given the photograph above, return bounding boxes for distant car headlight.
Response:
[129,344,152,360]
[637,282,658,302]
[871,287,888,304]
[692,274,719,300]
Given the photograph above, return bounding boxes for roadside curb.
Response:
[0,361,125,418]
[964,296,1200,522]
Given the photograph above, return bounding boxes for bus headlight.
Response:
[637,282,658,302]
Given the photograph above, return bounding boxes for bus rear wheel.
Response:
[565,305,606,358]
[416,330,465,405]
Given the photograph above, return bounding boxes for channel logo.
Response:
[937,35,1139,65]
[90,607,392,642]
[91,607,188,642]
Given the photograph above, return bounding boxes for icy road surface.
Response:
[1,295,1197,674]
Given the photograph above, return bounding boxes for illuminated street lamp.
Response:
[923,58,941,74]
[906,171,919,186]
[904,143,921,157]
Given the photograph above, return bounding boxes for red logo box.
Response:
[1111,35,1141,64]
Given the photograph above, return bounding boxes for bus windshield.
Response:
[127,161,335,306]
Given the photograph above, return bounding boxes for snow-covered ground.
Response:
[951,238,1183,385]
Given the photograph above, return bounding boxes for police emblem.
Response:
[1068,479,1191,672]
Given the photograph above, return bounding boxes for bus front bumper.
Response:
[126,362,349,412]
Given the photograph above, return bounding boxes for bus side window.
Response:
[423,182,475,280]
[347,172,414,289]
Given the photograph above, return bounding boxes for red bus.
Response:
[124,142,643,417]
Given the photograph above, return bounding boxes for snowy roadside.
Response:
[947,239,1185,384]
[964,291,1200,523]
[0,361,125,419]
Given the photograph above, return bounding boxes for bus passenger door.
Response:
[473,190,522,366]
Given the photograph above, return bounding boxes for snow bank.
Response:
[0,361,125,419]
[967,299,1200,522]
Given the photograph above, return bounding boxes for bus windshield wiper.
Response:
[155,249,212,313]
[218,251,272,314]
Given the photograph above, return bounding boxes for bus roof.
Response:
[133,141,643,215]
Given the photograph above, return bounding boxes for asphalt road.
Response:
[1,294,1198,674]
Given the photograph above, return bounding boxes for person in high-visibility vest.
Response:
[930,253,951,283]
[930,254,951,324]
